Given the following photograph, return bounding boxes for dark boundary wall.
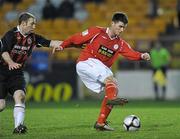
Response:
[25,61,77,102]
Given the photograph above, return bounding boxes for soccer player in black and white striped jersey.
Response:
[0,12,62,134]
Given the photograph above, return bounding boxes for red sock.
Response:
[97,81,118,124]
[97,96,113,124]
[105,81,118,100]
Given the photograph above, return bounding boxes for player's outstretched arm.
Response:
[52,27,101,54]
[1,52,21,70]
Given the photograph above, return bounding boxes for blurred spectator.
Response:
[150,41,171,100]
[147,0,159,18]
[57,0,75,19]
[177,0,180,29]
[42,0,57,20]
[165,19,176,34]
[74,2,88,22]
[5,10,19,22]
[4,0,21,21]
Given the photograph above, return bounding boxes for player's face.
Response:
[111,21,127,36]
[23,18,36,35]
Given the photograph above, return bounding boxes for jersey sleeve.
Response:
[61,26,101,48]
[35,34,51,47]
[119,41,142,60]
[0,30,15,53]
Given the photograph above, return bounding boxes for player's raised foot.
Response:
[106,98,128,106]
[13,124,27,134]
[94,121,114,131]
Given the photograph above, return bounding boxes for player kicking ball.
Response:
[54,12,150,131]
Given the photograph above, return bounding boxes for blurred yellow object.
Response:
[153,70,166,86]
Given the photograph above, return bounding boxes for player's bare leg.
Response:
[13,90,27,134]
[0,99,6,112]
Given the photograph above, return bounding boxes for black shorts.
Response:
[0,70,26,99]
[152,66,168,77]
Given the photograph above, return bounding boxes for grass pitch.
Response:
[0,100,180,139]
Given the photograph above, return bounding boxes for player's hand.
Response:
[8,62,22,70]
[141,53,151,61]
[50,40,63,54]
[52,45,63,54]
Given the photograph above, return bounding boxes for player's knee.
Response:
[14,90,26,103]
[105,80,118,91]
[0,100,6,112]
[17,93,25,103]
[105,77,118,88]
[105,76,117,85]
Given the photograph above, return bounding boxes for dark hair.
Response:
[112,12,128,24]
[18,12,35,25]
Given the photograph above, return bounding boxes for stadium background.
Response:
[0,0,180,101]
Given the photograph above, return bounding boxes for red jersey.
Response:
[61,26,142,67]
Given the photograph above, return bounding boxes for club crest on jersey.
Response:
[82,29,88,36]
[27,38,32,44]
[113,44,119,50]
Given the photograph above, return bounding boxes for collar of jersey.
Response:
[106,28,118,40]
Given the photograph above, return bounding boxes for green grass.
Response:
[0,100,180,139]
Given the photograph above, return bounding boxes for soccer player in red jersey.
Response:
[54,12,150,131]
[0,12,62,134]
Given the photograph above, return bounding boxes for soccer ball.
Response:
[123,115,141,131]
